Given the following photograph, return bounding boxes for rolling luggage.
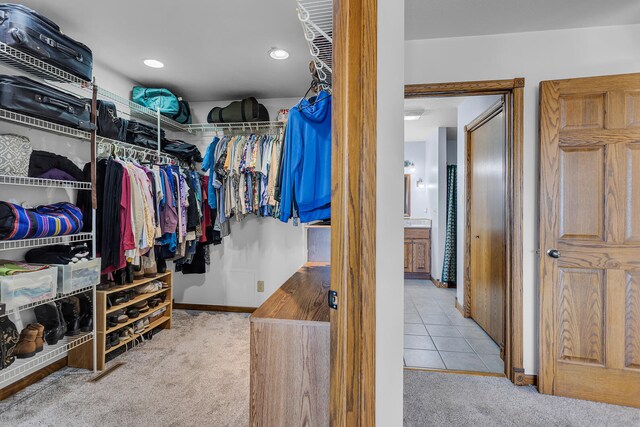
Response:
[207,97,269,123]
[126,120,164,149]
[0,75,93,131]
[0,3,93,81]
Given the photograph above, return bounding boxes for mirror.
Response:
[404,174,411,217]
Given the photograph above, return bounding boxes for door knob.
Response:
[546,249,560,259]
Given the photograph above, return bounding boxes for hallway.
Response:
[404,280,503,373]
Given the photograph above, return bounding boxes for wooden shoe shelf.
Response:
[95,272,173,370]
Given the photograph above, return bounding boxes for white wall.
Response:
[406,23,640,375]
[455,95,502,302]
[404,140,428,217]
[170,97,308,308]
[377,0,404,424]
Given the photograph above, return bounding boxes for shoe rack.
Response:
[95,272,173,370]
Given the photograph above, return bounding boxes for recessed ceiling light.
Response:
[268,48,290,60]
[144,59,164,68]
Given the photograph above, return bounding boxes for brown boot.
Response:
[30,323,45,353]
[14,326,38,359]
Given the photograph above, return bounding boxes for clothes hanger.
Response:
[299,61,331,111]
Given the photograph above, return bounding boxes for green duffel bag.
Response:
[207,97,270,123]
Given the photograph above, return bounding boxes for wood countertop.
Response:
[251,263,330,323]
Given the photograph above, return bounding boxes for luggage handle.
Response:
[34,94,75,113]
[38,33,84,63]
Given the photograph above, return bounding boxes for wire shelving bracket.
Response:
[296,0,333,86]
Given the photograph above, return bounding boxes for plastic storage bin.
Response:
[0,267,58,309]
[55,258,101,294]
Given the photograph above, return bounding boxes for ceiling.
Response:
[404,97,463,141]
[17,0,312,101]
[14,1,640,101]
[406,0,640,40]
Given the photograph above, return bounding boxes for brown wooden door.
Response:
[540,73,640,407]
[404,239,413,273]
[467,102,507,347]
[413,239,430,275]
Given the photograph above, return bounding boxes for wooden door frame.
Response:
[330,0,377,425]
[464,99,507,356]
[405,78,525,385]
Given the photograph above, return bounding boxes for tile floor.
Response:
[404,279,504,374]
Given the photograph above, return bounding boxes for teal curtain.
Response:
[441,165,457,284]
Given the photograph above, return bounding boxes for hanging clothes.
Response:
[279,91,332,223]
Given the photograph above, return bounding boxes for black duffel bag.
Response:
[207,97,269,123]
[171,100,191,124]
[126,120,165,149]
[0,4,93,81]
[0,75,93,131]
[95,100,122,140]
[161,139,202,163]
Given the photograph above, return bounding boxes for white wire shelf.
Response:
[0,108,91,140]
[1,284,97,318]
[0,42,92,88]
[296,0,333,85]
[0,174,91,190]
[183,121,286,135]
[96,137,177,165]
[96,86,190,133]
[0,332,92,384]
[0,233,93,252]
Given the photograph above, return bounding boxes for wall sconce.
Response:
[404,160,416,173]
[416,178,425,189]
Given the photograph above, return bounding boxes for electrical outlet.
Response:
[257,281,265,292]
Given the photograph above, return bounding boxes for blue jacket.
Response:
[201,136,219,208]
[279,92,331,223]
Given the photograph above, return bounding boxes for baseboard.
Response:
[432,276,456,289]
[0,357,67,401]
[455,298,465,316]
[173,303,256,313]
[404,366,505,378]
[524,374,537,387]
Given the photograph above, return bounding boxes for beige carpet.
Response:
[0,310,250,427]
[404,369,640,426]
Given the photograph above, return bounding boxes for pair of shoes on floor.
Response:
[13,323,44,359]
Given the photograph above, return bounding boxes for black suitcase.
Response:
[207,97,269,123]
[0,4,93,81]
[126,120,164,149]
[0,75,93,131]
